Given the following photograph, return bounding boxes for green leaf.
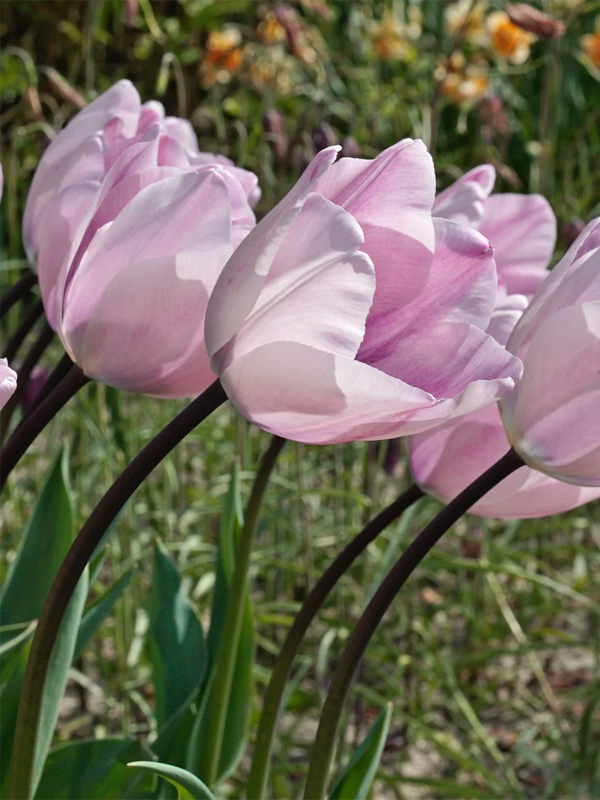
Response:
[33,566,89,794]
[0,450,88,797]
[0,448,74,636]
[34,738,154,799]
[74,568,134,658]
[149,544,207,729]
[0,621,36,685]
[329,704,392,800]
[127,761,215,800]
[187,465,255,781]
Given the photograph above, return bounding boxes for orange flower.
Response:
[258,15,287,46]
[581,18,600,69]
[371,11,414,61]
[439,54,490,105]
[487,11,535,64]
[445,0,488,46]
[201,28,244,85]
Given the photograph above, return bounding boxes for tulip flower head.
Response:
[50,120,254,398]
[205,143,522,444]
[24,80,259,331]
[409,296,600,517]
[500,219,600,487]
[0,359,17,411]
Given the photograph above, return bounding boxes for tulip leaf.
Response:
[0,450,89,797]
[34,738,153,799]
[0,448,73,637]
[127,761,215,800]
[33,566,89,794]
[149,543,207,729]
[329,703,392,800]
[187,465,255,782]
[74,568,134,659]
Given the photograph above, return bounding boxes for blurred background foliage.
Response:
[1,1,600,798]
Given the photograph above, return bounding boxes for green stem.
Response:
[199,435,286,788]
[246,484,423,800]
[303,448,524,800]
[8,380,227,800]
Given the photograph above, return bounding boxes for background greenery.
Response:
[1,1,600,797]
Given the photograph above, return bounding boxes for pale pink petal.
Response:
[315,139,436,310]
[219,193,375,372]
[74,252,223,397]
[501,301,600,486]
[61,170,232,344]
[408,406,600,518]
[205,147,340,359]
[219,341,438,444]
[486,294,528,346]
[0,358,17,410]
[508,218,600,356]
[433,165,495,226]
[478,193,556,295]
[358,219,498,368]
[37,181,100,329]
[365,321,521,404]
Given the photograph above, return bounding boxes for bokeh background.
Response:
[1,1,600,798]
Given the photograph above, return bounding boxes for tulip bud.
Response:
[19,366,50,413]
[507,3,565,39]
[263,110,288,166]
[124,0,138,27]
[340,136,361,159]
[561,218,585,249]
[312,123,337,152]
[42,67,87,110]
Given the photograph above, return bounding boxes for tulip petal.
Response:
[502,301,600,486]
[359,218,498,367]
[0,358,17,411]
[219,341,438,444]
[478,193,556,295]
[217,193,375,372]
[315,139,436,309]
[61,169,232,342]
[408,407,600,518]
[23,80,140,255]
[205,147,340,358]
[74,252,224,396]
[432,165,495,226]
[508,218,600,356]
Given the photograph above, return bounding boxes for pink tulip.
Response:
[53,125,240,397]
[499,219,600,487]
[408,296,600,517]
[434,165,557,296]
[204,143,523,444]
[24,80,260,329]
[0,359,17,411]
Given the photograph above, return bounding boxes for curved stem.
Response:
[0,269,37,319]
[8,379,227,800]
[198,435,286,788]
[0,322,55,443]
[246,484,424,800]
[0,364,88,488]
[3,299,44,363]
[303,448,524,800]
